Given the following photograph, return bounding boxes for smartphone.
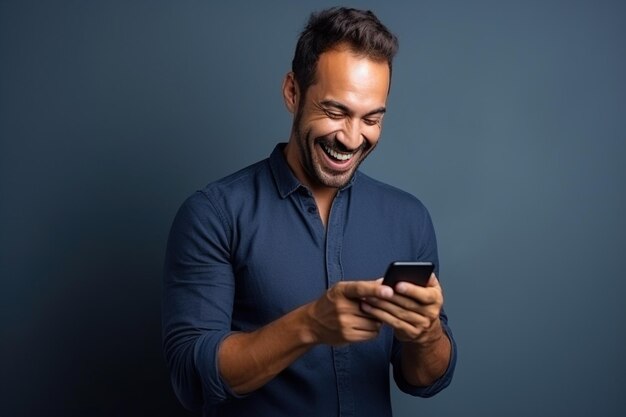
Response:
[382,261,434,288]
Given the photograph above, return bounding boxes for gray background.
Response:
[1,1,625,416]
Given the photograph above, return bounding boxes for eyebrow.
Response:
[320,100,386,118]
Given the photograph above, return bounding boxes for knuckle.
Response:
[408,328,421,340]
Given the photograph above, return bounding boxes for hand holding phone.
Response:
[382,261,434,288]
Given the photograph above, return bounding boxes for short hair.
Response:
[291,7,399,96]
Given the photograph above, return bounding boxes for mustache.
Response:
[315,135,370,153]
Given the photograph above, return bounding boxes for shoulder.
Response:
[176,158,271,227]
[198,158,270,202]
[353,171,430,215]
[351,172,435,240]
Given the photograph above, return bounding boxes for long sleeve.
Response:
[162,192,239,410]
[391,309,457,397]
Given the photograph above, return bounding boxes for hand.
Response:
[218,280,388,395]
[361,274,445,347]
[304,280,389,346]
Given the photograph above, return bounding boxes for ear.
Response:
[282,72,300,114]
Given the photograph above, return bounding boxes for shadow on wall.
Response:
[3,161,195,416]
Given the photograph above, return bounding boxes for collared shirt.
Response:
[162,143,456,417]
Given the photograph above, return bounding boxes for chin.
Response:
[313,164,359,189]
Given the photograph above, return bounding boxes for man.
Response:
[163,7,456,417]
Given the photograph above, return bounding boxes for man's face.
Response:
[286,46,390,191]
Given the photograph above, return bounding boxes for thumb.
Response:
[341,280,392,300]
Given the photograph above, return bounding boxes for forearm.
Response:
[219,280,385,395]
[218,303,316,395]
[400,322,451,387]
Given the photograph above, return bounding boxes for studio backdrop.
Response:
[1,1,625,416]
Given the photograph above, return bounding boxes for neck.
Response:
[311,187,337,227]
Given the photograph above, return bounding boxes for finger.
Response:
[340,315,382,343]
[361,301,429,332]
[351,316,383,332]
[394,281,442,306]
[363,297,432,324]
[341,280,393,300]
[393,273,439,290]
[367,293,420,312]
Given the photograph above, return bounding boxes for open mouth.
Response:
[321,143,355,162]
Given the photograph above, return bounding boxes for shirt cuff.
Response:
[393,321,457,398]
[194,330,249,405]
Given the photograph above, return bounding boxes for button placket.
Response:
[326,192,354,417]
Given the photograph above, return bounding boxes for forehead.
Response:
[309,46,390,105]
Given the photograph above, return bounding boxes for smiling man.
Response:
[163,7,456,417]
[283,45,388,224]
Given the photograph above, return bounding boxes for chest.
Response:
[227,193,420,329]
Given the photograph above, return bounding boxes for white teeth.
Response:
[322,144,354,161]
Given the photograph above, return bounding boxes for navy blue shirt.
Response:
[162,143,456,417]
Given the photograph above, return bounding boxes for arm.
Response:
[163,193,387,407]
[219,281,385,395]
[218,304,314,395]
[162,194,236,409]
[399,315,452,387]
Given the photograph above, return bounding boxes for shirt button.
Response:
[307,206,317,214]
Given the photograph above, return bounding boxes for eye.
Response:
[363,118,380,126]
[325,110,344,120]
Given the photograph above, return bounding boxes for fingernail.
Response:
[379,286,393,298]
[395,283,407,293]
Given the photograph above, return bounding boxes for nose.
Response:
[336,118,362,151]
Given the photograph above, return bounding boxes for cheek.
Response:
[363,125,383,144]
[307,118,343,139]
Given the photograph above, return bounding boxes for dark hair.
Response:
[291,7,399,96]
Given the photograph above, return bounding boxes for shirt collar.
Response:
[269,142,357,199]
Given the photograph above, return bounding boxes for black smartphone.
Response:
[382,261,434,288]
